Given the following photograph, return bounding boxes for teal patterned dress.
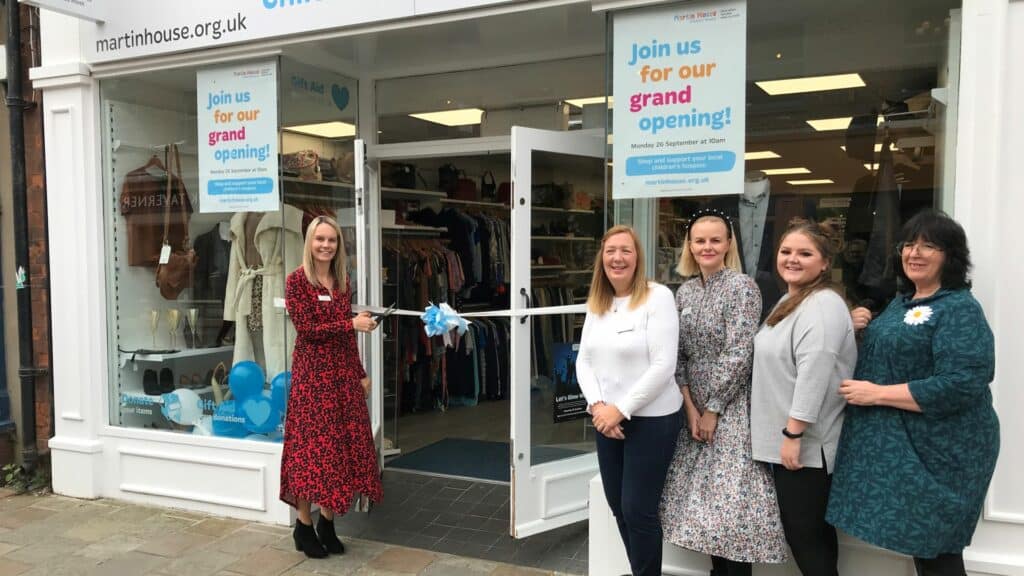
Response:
[826,288,999,558]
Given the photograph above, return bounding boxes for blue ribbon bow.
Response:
[421,302,470,346]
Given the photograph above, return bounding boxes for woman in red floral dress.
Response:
[281,215,382,558]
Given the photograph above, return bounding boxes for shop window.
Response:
[634,0,962,315]
[103,59,360,439]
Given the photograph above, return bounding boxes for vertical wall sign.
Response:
[613,0,747,199]
[197,60,279,213]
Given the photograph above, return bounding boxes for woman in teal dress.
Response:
[827,210,999,576]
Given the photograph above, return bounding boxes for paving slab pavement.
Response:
[0,491,581,576]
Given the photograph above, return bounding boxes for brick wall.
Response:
[20,4,51,457]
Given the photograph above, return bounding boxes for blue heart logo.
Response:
[331,84,349,111]
[243,397,272,426]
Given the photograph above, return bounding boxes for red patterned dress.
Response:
[280,268,383,513]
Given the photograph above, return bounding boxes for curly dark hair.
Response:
[895,209,972,294]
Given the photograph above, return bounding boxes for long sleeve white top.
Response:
[575,283,683,418]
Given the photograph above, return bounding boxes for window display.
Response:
[651,1,961,319]
[104,60,360,441]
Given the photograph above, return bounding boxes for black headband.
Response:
[686,208,734,237]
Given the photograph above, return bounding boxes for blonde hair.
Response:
[587,225,650,315]
[676,215,742,278]
[302,215,348,292]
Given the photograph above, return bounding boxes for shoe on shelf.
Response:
[159,367,174,393]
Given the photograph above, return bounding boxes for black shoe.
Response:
[293,519,327,558]
[159,367,174,393]
[143,369,160,395]
[316,514,345,555]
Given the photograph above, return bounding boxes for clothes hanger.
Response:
[142,154,167,179]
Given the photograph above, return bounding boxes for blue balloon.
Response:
[228,361,265,400]
[270,371,291,415]
[241,395,281,434]
[212,401,247,438]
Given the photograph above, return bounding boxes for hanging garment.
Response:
[224,204,304,379]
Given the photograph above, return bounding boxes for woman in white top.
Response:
[576,225,683,576]
[751,220,856,576]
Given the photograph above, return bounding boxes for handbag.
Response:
[453,171,479,201]
[480,171,496,199]
[496,181,512,204]
[281,150,321,181]
[438,163,459,194]
[155,143,196,300]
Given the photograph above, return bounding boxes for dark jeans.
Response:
[596,410,682,576]
[772,464,839,576]
[914,553,966,576]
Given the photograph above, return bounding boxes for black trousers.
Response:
[711,555,751,576]
[596,410,682,576]
[914,553,966,576]
[772,464,839,576]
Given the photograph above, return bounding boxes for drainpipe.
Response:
[4,0,38,472]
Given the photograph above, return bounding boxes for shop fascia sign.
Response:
[74,0,515,64]
[19,0,107,23]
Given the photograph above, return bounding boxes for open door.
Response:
[510,127,606,537]
[353,139,387,475]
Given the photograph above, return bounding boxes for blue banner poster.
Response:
[196,60,279,213]
[613,1,747,199]
[551,342,587,423]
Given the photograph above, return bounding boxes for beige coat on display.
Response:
[224,204,304,380]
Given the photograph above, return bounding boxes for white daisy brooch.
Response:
[904,305,933,326]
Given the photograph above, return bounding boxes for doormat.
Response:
[385,438,587,483]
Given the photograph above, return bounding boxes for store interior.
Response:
[100,0,961,489]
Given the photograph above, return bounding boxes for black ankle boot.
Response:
[316,514,345,554]
[293,519,327,558]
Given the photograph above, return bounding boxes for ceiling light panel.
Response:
[409,108,485,127]
[806,117,853,131]
[744,151,780,160]
[566,96,614,108]
[283,121,356,138]
[787,179,834,186]
[762,167,810,175]
[756,73,865,95]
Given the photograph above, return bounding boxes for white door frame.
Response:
[510,126,605,538]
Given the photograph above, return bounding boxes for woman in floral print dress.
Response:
[281,216,382,559]
[660,209,787,576]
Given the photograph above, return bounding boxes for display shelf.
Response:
[531,265,567,270]
[120,385,214,405]
[380,186,447,200]
[441,198,508,209]
[281,176,354,189]
[531,236,596,242]
[565,269,592,275]
[120,345,233,365]
[533,206,595,215]
[382,224,448,234]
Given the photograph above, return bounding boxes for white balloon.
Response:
[161,388,204,425]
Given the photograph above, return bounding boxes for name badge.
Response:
[318,294,332,302]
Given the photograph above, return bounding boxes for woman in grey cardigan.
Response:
[751,220,857,576]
